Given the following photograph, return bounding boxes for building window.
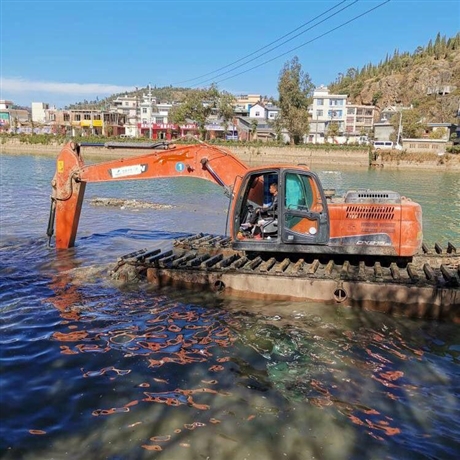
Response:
[63,114,70,122]
[142,108,147,114]
[316,110,323,117]
[328,110,342,118]
[316,99,324,106]
[330,99,344,106]
[94,114,101,120]
[347,108,355,115]
[255,111,260,117]
[155,117,164,124]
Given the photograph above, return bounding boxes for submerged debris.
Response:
[89,197,174,210]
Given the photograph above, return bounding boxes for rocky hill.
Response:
[67,33,460,125]
[328,33,460,123]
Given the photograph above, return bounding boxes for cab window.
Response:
[285,173,314,210]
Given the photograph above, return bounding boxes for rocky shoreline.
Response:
[1,139,459,170]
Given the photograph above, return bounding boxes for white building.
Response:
[248,102,280,120]
[308,85,347,144]
[0,100,14,110]
[111,87,174,137]
[31,102,55,123]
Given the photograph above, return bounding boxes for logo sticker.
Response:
[175,162,185,173]
[58,160,64,173]
[109,164,148,178]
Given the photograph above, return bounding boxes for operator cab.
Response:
[232,168,330,252]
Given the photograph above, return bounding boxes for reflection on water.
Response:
[1,154,459,459]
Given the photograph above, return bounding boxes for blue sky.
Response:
[1,0,459,108]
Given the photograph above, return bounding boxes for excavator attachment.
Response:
[48,143,87,249]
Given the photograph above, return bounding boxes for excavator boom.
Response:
[49,141,248,249]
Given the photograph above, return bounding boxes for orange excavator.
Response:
[47,140,423,258]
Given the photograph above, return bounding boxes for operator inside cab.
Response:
[239,174,278,240]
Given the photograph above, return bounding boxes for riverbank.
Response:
[2,139,460,170]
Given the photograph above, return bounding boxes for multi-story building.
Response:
[0,100,30,132]
[309,86,376,144]
[55,108,104,136]
[110,94,139,136]
[345,104,375,138]
[111,87,178,138]
[31,102,56,124]
[308,85,347,143]
[234,94,262,112]
[53,108,126,136]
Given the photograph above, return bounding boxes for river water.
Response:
[1,153,459,460]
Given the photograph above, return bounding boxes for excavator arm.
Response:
[48,141,249,249]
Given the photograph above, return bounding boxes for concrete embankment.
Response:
[2,140,460,170]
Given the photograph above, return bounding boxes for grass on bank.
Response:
[0,132,369,151]
[2,133,458,160]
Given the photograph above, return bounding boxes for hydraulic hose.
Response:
[46,197,56,247]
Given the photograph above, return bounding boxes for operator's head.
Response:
[270,182,278,194]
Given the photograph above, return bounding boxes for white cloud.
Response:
[1,77,135,95]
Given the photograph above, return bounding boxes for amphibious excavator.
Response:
[48,140,422,257]
[47,141,459,319]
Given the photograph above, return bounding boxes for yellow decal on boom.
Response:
[58,160,64,173]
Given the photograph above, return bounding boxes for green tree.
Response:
[216,90,236,137]
[277,56,314,145]
[168,86,218,139]
[389,109,426,140]
[250,119,258,141]
[270,117,283,142]
[325,121,340,143]
[168,85,234,140]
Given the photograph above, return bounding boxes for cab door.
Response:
[280,170,330,244]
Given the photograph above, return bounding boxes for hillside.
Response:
[67,33,460,125]
[328,33,460,123]
[66,86,189,110]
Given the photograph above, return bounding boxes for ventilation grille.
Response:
[344,190,401,204]
[346,205,395,220]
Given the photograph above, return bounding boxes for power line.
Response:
[174,0,350,85]
[205,0,391,87]
[190,0,359,88]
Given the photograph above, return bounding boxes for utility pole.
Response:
[135,87,139,138]
[315,110,319,144]
[396,111,403,146]
[148,84,153,140]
